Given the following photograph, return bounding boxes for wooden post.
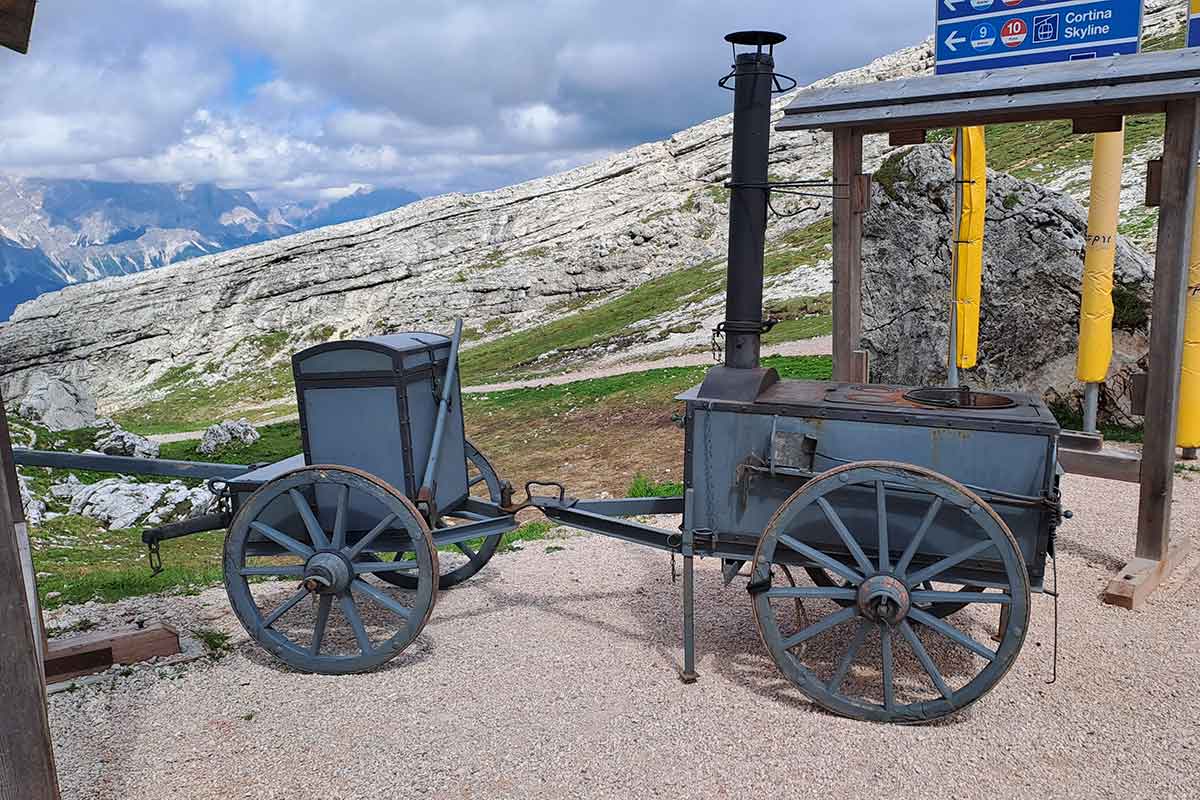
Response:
[832,127,864,382]
[0,388,61,800]
[1103,99,1200,609]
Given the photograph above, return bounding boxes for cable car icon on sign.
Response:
[1033,13,1059,43]
[971,23,997,50]
[970,0,995,9]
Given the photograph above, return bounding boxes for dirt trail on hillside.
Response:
[147,336,833,444]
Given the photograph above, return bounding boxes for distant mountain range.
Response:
[0,178,419,319]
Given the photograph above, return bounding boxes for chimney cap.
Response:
[724,31,786,47]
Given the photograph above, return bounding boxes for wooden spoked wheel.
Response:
[223,465,438,675]
[750,461,1029,724]
[373,440,505,591]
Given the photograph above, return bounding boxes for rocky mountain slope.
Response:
[0,178,420,319]
[0,0,1185,422]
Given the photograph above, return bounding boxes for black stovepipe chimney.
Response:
[698,31,785,402]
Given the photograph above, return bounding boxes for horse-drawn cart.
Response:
[16,32,1070,723]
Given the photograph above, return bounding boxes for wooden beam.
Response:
[1137,98,1200,563]
[1102,538,1193,609]
[832,128,864,382]
[1072,115,1124,134]
[44,623,181,684]
[1058,446,1141,483]
[849,350,870,384]
[1145,159,1163,208]
[0,0,36,54]
[0,388,60,800]
[888,129,926,147]
[0,402,44,668]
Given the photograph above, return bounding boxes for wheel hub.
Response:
[303,551,352,594]
[856,574,910,624]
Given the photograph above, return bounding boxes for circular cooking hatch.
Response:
[903,386,1016,409]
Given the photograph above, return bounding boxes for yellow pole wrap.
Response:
[952,126,986,368]
[1075,126,1125,383]
[1178,175,1200,448]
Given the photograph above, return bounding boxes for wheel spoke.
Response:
[351,579,412,621]
[289,488,330,549]
[908,607,996,661]
[815,497,873,575]
[469,474,485,487]
[910,590,1011,605]
[331,484,349,550]
[310,594,332,656]
[880,623,895,711]
[249,521,315,559]
[354,560,420,575]
[239,565,305,577]
[895,497,943,577]
[780,605,859,650]
[338,594,374,654]
[875,481,890,572]
[906,539,995,587]
[898,620,952,700]
[778,533,864,586]
[456,541,478,561]
[345,513,399,560]
[827,619,868,693]
[261,587,310,629]
[765,586,857,601]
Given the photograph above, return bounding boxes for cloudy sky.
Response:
[0,1,931,205]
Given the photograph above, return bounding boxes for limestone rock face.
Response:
[67,478,215,529]
[198,418,260,456]
[15,371,97,431]
[17,473,45,526]
[861,146,1153,406]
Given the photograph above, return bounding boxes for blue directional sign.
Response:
[935,0,1144,75]
[1189,0,1200,48]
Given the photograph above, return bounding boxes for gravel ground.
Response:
[46,472,1200,800]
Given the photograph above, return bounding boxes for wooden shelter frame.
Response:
[777,49,1200,608]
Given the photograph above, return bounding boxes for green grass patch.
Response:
[1048,401,1143,443]
[116,362,295,435]
[31,515,226,608]
[192,628,232,660]
[627,473,684,497]
[465,355,832,417]
[159,420,301,464]
[497,519,557,553]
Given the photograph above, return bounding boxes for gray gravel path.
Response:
[47,472,1200,799]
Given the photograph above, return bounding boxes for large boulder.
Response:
[67,478,214,529]
[15,371,97,431]
[93,424,160,459]
[861,145,1152,416]
[198,418,260,455]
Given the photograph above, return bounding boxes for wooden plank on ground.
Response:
[44,623,181,683]
[1102,537,1193,609]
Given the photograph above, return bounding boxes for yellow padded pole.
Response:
[1075,126,1125,383]
[951,126,986,368]
[1179,175,1200,448]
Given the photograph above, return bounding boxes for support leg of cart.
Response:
[680,525,698,684]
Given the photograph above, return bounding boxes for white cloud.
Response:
[0,0,934,202]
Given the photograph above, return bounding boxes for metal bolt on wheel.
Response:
[373,440,504,591]
[750,461,1030,723]
[223,465,438,675]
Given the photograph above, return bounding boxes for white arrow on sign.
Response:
[944,0,964,10]
[945,30,966,52]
